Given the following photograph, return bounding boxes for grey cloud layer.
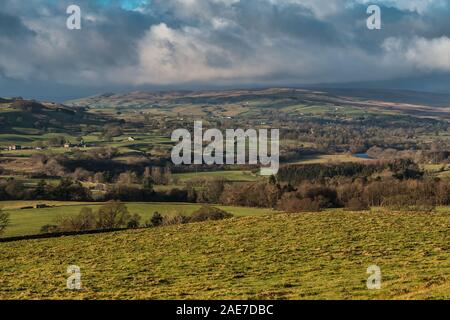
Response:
[1,0,450,96]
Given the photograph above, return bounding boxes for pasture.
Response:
[0,201,276,238]
[0,210,448,299]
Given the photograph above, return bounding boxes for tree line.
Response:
[1,160,449,214]
[41,202,233,234]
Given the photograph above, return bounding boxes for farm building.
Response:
[8,145,22,151]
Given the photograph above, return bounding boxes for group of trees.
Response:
[66,166,173,188]
[101,124,123,141]
[277,159,423,185]
[0,160,177,202]
[276,178,450,212]
[2,158,449,213]
[0,176,191,203]
[183,164,450,212]
[42,201,140,233]
[0,178,91,201]
[367,146,450,164]
[42,203,233,234]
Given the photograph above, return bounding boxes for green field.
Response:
[0,211,448,299]
[290,154,371,165]
[174,170,260,182]
[0,201,276,238]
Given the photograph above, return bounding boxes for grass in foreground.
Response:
[0,211,448,300]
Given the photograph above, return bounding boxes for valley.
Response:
[1,88,449,300]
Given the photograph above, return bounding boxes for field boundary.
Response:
[0,228,130,243]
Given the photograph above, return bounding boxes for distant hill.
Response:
[0,97,109,134]
[66,88,450,120]
[309,88,450,108]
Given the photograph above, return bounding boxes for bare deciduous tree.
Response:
[0,210,10,235]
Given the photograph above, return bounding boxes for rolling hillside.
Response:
[0,97,110,135]
[66,88,450,121]
[1,211,449,300]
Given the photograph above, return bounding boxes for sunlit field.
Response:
[1,211,448,300]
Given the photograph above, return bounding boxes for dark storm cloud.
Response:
[0,0,450,100]
[0,11,36,38]
[235,0,343,45]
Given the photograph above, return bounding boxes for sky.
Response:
[1,0,450,101]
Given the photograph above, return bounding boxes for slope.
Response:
[0,211,449,300]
